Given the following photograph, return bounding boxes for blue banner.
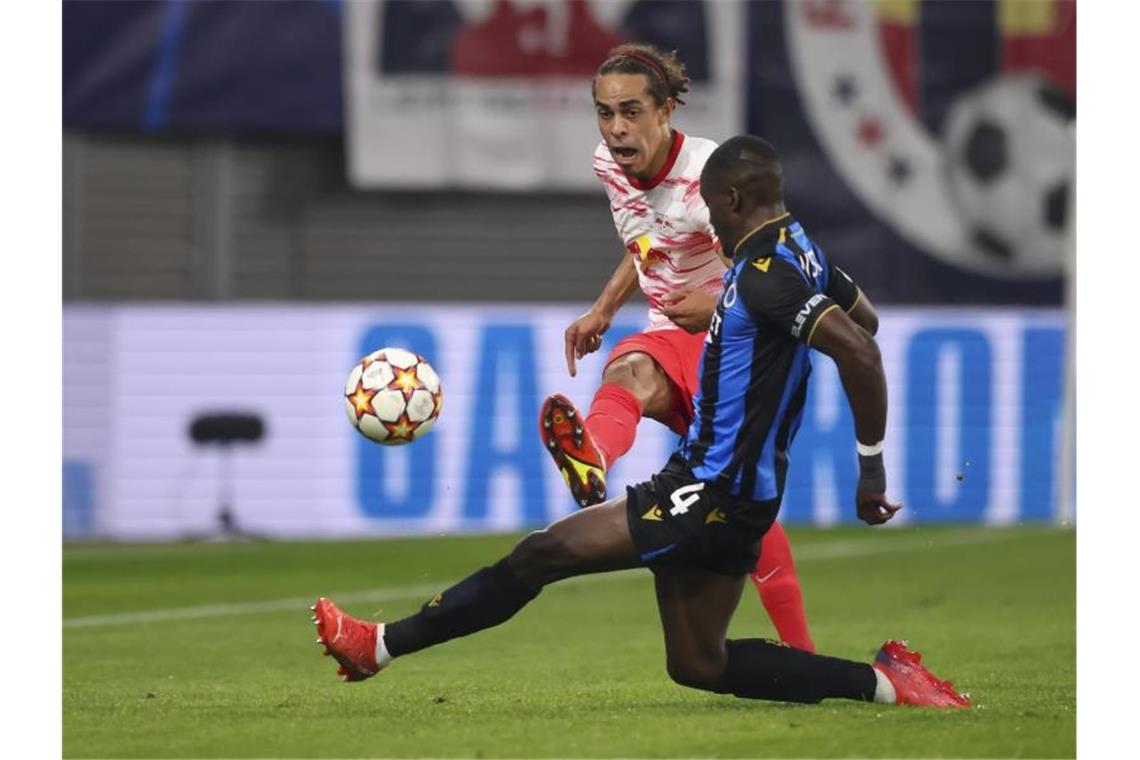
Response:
[63,305,1070,539]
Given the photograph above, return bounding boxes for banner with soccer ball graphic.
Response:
[784,0,1074,280]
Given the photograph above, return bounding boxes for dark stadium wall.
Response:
[62,0,1074,305]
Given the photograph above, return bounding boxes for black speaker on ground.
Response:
[187,412,267,541]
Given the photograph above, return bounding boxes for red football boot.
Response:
[873,639,972,708]
[311,597,385,682]
[539,393,607,508]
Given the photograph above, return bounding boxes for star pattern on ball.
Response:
[383,415,417,442]
[346,350,443,446]
[390,367,420,398]
[347,381,378,422]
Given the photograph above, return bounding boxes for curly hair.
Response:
[593,42,691,106]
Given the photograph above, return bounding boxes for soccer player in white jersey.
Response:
[538,43,874,653]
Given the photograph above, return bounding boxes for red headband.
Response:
[621,52,668,85]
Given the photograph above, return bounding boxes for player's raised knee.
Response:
[602,352,654,385]
[603,353,671,413]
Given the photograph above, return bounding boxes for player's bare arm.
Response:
[847,287,878,336]
[660,288,720,333]
[564,254,640,376]
[661,246,728,333]
[807,307,900,525]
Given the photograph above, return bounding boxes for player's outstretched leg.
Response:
[312,495,640,682]
[750,521,816,652]
[711,637,971,707]
[654,566,970,707]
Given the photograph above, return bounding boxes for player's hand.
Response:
[564,309,611,377]
[661,289,719,334]
[856,492,903,525]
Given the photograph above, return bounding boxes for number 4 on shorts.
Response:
[669,483,705,515]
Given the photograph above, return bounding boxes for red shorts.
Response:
[605,328,708,435]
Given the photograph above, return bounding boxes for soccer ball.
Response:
[940,73,1075,278]
[344,348,443,445]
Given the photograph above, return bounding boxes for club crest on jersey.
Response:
[628,235,670,270]
[722,281,738,308]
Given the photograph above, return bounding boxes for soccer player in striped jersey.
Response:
[313,134,970,709]
[539,43,874,654]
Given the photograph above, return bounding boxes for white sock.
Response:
[375,623,393,669]
[872,666,897,704]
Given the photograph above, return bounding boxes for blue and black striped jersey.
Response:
[678,212,860,505]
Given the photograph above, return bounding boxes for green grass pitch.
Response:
[64,525,1074,758]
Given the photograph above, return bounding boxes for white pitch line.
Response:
[63,528,1055,630]
[62,584,450,630]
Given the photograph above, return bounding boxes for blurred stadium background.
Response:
[62,0,1075,541]
[61,1,1077,757]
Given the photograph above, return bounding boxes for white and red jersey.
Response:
[592,131,725,332]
